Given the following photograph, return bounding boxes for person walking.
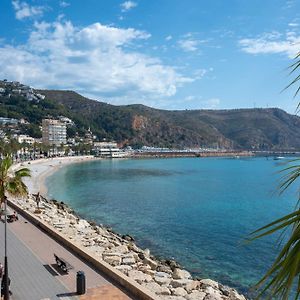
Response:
[0,264,3,279]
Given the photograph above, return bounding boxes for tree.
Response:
[0,154,31,205]
[250,53,300,299]
[0,139,21,158]
[0,154,31,300]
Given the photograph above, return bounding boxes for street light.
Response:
[3,196,9,300]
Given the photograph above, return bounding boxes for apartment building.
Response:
[42,119,67,146]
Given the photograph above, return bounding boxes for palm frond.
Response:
[5,166,30,196]
[251,52,300,299]
[0,155,12,176]
[283,52,300,97]
[15,168,31,178]
[250,210,300,299]
[282,52,300,112]
[6,179,28,196]
[0,155,30,202]
[279,161,300,194]
[250,157,300,299]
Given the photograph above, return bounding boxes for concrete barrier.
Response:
[8,199,158,300]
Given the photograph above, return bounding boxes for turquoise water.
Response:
[46,157,298,296]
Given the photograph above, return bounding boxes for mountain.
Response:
[1,87,300,150]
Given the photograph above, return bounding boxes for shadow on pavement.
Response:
[57,291,78,297]
[43,264,59,276]
[51,263,70,276]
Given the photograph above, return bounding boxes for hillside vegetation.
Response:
[1,88,300,150]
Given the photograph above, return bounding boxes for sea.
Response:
[45,157,299,296]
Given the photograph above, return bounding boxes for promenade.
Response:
[0,211,134,300]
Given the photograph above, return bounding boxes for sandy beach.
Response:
[14,156,99,196]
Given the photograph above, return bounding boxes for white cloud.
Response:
[165,35,172,41]
[288,22,299,27]
[239,31,300,58]
[59,1,70,8]
[285,0,296,9]
[121,1,137,12]
[184,96,220,109]
[193,69,207,80]
[178,34,206,52]
[0,20,194,105]
[12,0,44,20]
[184,96,195,101]
[203,98,220,109]
[162,96,220,110]
[178,38,199,52]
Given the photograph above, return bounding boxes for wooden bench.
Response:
[54,254,73,273]
[7,214,18,223]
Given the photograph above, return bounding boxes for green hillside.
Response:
[1,88,300,150]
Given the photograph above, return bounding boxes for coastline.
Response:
[132,151,254,159]
[20,153,252,197]
[16,155,99,196]
[11,156,247,300]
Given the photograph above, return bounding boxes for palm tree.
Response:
[0,154,30,205]
[250,53,300,300]
[0,154,31,300]
[0,139,20,160]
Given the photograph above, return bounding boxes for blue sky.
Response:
[0,0,300,112]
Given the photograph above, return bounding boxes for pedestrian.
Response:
[12,211,18,221]
[0,264,3,279]
[35,192,41,210]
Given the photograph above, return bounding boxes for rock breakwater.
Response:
[12,195,247,300]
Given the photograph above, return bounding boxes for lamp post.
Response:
[3,196,9,300]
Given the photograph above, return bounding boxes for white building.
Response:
[19,118,29,125]
[17,135,35,145]
[93,141,127,158]
[36,93,45,100]
[42,119,67,146]
[58,116,75,126]
[0,117,18,125]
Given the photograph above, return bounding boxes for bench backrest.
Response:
[54,254,72,269]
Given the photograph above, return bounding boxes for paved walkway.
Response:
[0,220,70,299]
[0,211,134,300]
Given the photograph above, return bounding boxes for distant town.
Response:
[0,79,45,101]
[0,79,294,160]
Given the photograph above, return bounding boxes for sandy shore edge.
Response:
[13,156,99,197]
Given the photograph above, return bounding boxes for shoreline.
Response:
[16,155,99,196]
[20,154,253,198]
[11,156,247,300]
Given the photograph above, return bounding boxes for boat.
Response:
[273,156,285,160]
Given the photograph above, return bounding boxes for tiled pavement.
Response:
[79,285,132,300]
[0,219,71,300]
[0,210,134,300]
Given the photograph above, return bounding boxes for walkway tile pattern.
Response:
[0,221,71,300]
[80,285,132,300]
[0,209,134,300]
